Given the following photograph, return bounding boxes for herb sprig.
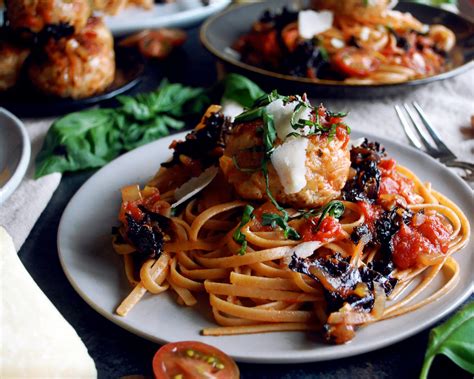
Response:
[233,205,255,255]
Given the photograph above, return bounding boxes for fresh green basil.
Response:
[233,205,255,255]
[314,200,345,230]
[221,73,265,108]
[420,302,474,379]
[261,212,300,240]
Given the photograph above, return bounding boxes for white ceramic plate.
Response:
[57,130,473,363]
[103,0,231,36]
[0,108,30,205]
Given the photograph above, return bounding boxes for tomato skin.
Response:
[152,341,239,379]
[300,216,343,243]
[332,47,381,77]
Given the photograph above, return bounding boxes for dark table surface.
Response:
[18,26,472,379]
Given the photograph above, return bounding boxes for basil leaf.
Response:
[262,213,300,240]
[314,200,345,230]
[233,205,255,255]
[35,81,210,178]
[221,73,265,108]
[234,107,265,123]
[420,302,474,379]
[35,109,120,178]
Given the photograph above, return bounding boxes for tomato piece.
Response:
[300,216,343,243]
[332,48,380,77]
[139,36,173,59]
[392,214,452,270]
[152,341,239,379]
[281,22,299,52]
[154,28,187,47]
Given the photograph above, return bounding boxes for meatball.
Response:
[220,115,351,208]
[28,17,115,99]
[5,0,91,34]
[0,40,29,91]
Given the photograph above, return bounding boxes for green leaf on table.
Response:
[221,73,265,108]
[420,302,474,379]
[35,80,210,178]
[35,109,120,178]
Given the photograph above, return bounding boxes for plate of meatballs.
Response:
[0,0,144,117]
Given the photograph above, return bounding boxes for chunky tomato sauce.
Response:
[378,158,421,204]
[392,213,452,270]
[300,216,345,243]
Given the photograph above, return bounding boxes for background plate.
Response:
[104,0,231,36]
[0,108,30,205]
[57,130,473,363]
[200,1,474,97]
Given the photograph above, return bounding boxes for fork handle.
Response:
[444,160,474,182]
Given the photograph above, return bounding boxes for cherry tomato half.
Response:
[152,341,240,379]
[332,47,380,77]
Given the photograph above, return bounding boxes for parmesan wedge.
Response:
[0,227,97,378]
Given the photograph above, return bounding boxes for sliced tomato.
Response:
[152,341,239,379]
[332,48,380,77]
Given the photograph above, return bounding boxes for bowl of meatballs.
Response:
[0,0,144,116]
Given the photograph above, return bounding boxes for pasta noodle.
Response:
[111,101,470,344]
[234,1,457,84]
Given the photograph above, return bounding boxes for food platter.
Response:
[104,0,232,36]
[57,129,473,363]
[200,1,474,97]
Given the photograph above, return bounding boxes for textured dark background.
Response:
[19,26,473,379]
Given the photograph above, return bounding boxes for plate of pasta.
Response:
[200,0,474,96]
[57,93,472,363]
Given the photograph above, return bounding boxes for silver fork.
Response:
[394,102,474,183]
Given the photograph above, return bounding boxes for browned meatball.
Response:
[28,17,115,99]
[0,40,29,91]
[220,117,351,208]
[5,0,91,34]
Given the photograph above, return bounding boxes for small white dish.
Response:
[104,0,231,36]
[0,108,30,205]
[57,130,473,363]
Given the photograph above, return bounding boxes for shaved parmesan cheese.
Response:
[298,10,334,39]
[0,227,97,378]
[360,26,370,41]
[173,166,218,208]
[350,137,366,148]
[221,99,244,120]
[330,38,345,49]
[266,99,295,140]
[270,137,308,194]
[266,99,312,140]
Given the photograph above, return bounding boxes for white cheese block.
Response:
[298,10,334,39]
[270,137,309,194]
[265,99,312,140]
[0,227,97,378]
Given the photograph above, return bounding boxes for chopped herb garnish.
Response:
[233,205,255,255]
[261,212,301,240]
[314,200,345,230]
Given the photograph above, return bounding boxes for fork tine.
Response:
[402,103,439,156]
[394,105,424,150]
[412,101,457,161]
